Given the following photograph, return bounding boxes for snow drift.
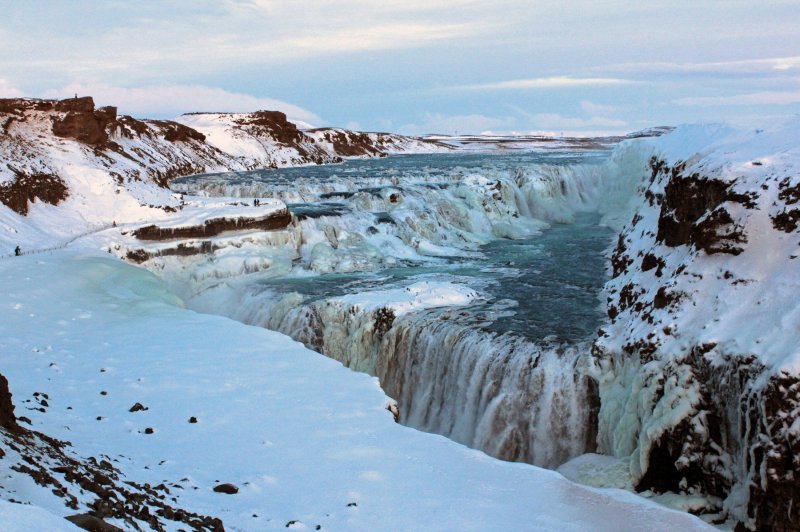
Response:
[0,253,711,531]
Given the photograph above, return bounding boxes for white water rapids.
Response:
[162,150,649,468]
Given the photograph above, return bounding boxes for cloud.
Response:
[257,23,477,57]
[451,76,635,91]
[602,56,800,75]
[0,3,493,83]
[398,113,516,135]
[529,113,627,129]
[673,90,800,107]
[40,83,322,123]
[579,100,620,116]
[0,79,24,98]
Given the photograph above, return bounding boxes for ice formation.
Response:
[591,119,800,529]
[1,94,797,530]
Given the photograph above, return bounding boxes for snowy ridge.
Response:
[0,97,446,253]
[591,119,800,529]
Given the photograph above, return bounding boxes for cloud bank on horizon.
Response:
[1,0,798,135]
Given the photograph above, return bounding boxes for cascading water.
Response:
[165,150,641,468]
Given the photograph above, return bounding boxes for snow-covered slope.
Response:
[0,252,711,531]
[591,119,800,530]
[0,97,447,252]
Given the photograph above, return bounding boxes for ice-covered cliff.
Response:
[0,96,447,251]
[592,120,800,530]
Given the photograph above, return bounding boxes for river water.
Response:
[171,149,615,467]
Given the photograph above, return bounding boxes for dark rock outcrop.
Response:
[213,483,238,494]
[65,513,124,532]
[52,97,117,146]
[0,171,69,215]
[125,241,219,264]
[312,129,385,157]
[150,120,206,143]
[239,111,304,146]
[654,161,751,255]
[0,373,19,432]
[133,209,292,241]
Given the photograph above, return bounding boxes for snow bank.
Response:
[0,500,77,532]
[0,251,711,530]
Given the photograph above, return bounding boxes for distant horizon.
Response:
[5,92,679,138]
[2,2,798,135]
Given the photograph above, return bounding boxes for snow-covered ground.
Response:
[2,97,799,529]
[0,252,712,530]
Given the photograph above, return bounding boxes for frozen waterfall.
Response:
[164,150,647,468]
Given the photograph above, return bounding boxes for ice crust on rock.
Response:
[334,281,480,316]
[591,118,800,529]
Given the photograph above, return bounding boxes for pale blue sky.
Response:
[1,0,799,135]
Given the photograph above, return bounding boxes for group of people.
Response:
[253,198,262,206]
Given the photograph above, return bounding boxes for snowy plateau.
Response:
[0,96,797,531]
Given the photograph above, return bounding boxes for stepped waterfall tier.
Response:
[162,150,630,468]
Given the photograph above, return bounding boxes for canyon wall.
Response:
[593,122,800,530]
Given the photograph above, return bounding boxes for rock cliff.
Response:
[593,122,800,530]
[0,96,447,249]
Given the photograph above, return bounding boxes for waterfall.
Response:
[162,153,641,469]
[203,289,599,468]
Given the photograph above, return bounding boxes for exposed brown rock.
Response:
[0,98,55,114]
[311,129,385,157]
[150,120,206,143]
[373,307,396,337]
[691,206,745,255]
[52,97,115,146]
[772,209,800,232]
[656,173,731,247]
[0,373,20,432]
[133,209,292,240]
[128,402,148,413]
[65,513,124,532]
[114,115,149,138]
[651,159,755,255]
[239,111,305,146]
[0,171,69,215]
[125,241,218,263]
[55,96,95,113]
[213,483,238,494]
